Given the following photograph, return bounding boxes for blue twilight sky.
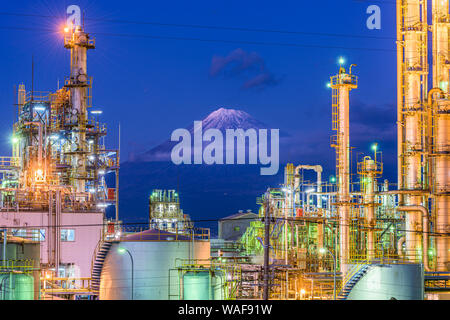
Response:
[0,0,398,179]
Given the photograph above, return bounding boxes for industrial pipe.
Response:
[428,87,444,104]
[294,165,323,208]
[428,87,449,271]
[24,121,43,167]
[396,205,432,271]
[397,236,406,259]
[1,229,6,266]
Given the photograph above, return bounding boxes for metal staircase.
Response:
[91,241,114,294]
[337,264,371,300]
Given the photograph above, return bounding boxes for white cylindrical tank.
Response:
[347,263,424,300]
[99,229,210,300]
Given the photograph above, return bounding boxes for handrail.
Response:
[337,261,368,295]
[0,259,35,273]
[90,237,104,278]
[119,227,210,242]
[41,277,94,295]
[0,157,20,167]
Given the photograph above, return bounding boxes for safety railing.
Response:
[64,76,92,87]
[119,227,210,242]
[0,259,35,274]
[424,272,450,291]
[64,35,95,48]
[337,261,368,295]
[0,157,20,168]
[41,277,94,295]
[25,91,51,103]
[330,73,358,87]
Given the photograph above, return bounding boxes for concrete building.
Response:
[218,210,258,241]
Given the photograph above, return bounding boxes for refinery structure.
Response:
[0,2,449,300]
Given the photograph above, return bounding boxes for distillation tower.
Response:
[330,64,357,273]
[0,15,120,293]
[431,0,450,272]
[231,1,450,300]
[397,0,450,270]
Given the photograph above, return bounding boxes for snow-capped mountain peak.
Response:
[131,107,277,162]
[201,107,266,131]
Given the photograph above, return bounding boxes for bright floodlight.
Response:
[319,247,327,254]
[338,57,345,65]
[34,106,46,112]
[91,110,103,115]
[12,136,19,144]
[326,82,331,88]
[64,27,70,33]
[371,143,378,151]
[118,247,126,254]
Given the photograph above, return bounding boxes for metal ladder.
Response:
[337,263,371,300]
[91,241,114,294]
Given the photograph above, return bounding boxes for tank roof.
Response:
[123,228,193,241]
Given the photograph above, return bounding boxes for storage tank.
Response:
[0,273,34,300]
[183,272,212,300]
[182,270,225,300]
[347,263,424,300]
[99,229,210,300]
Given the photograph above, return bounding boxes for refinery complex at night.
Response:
[0,1,449,302]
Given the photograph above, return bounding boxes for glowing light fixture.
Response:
[91,110,103,115]
[12,136,19,144]
[338,57,345,65]
[35,169,44,182]
[319,247,326,254]
[34,106,46,112]
[371,143,378,151]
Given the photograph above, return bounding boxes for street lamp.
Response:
[118,247,134,300]
[319,247,337,300]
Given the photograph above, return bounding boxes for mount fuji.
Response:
[115,107,291,233]
[132,107,283,162]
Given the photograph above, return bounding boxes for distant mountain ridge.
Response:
[133,107,282,162]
